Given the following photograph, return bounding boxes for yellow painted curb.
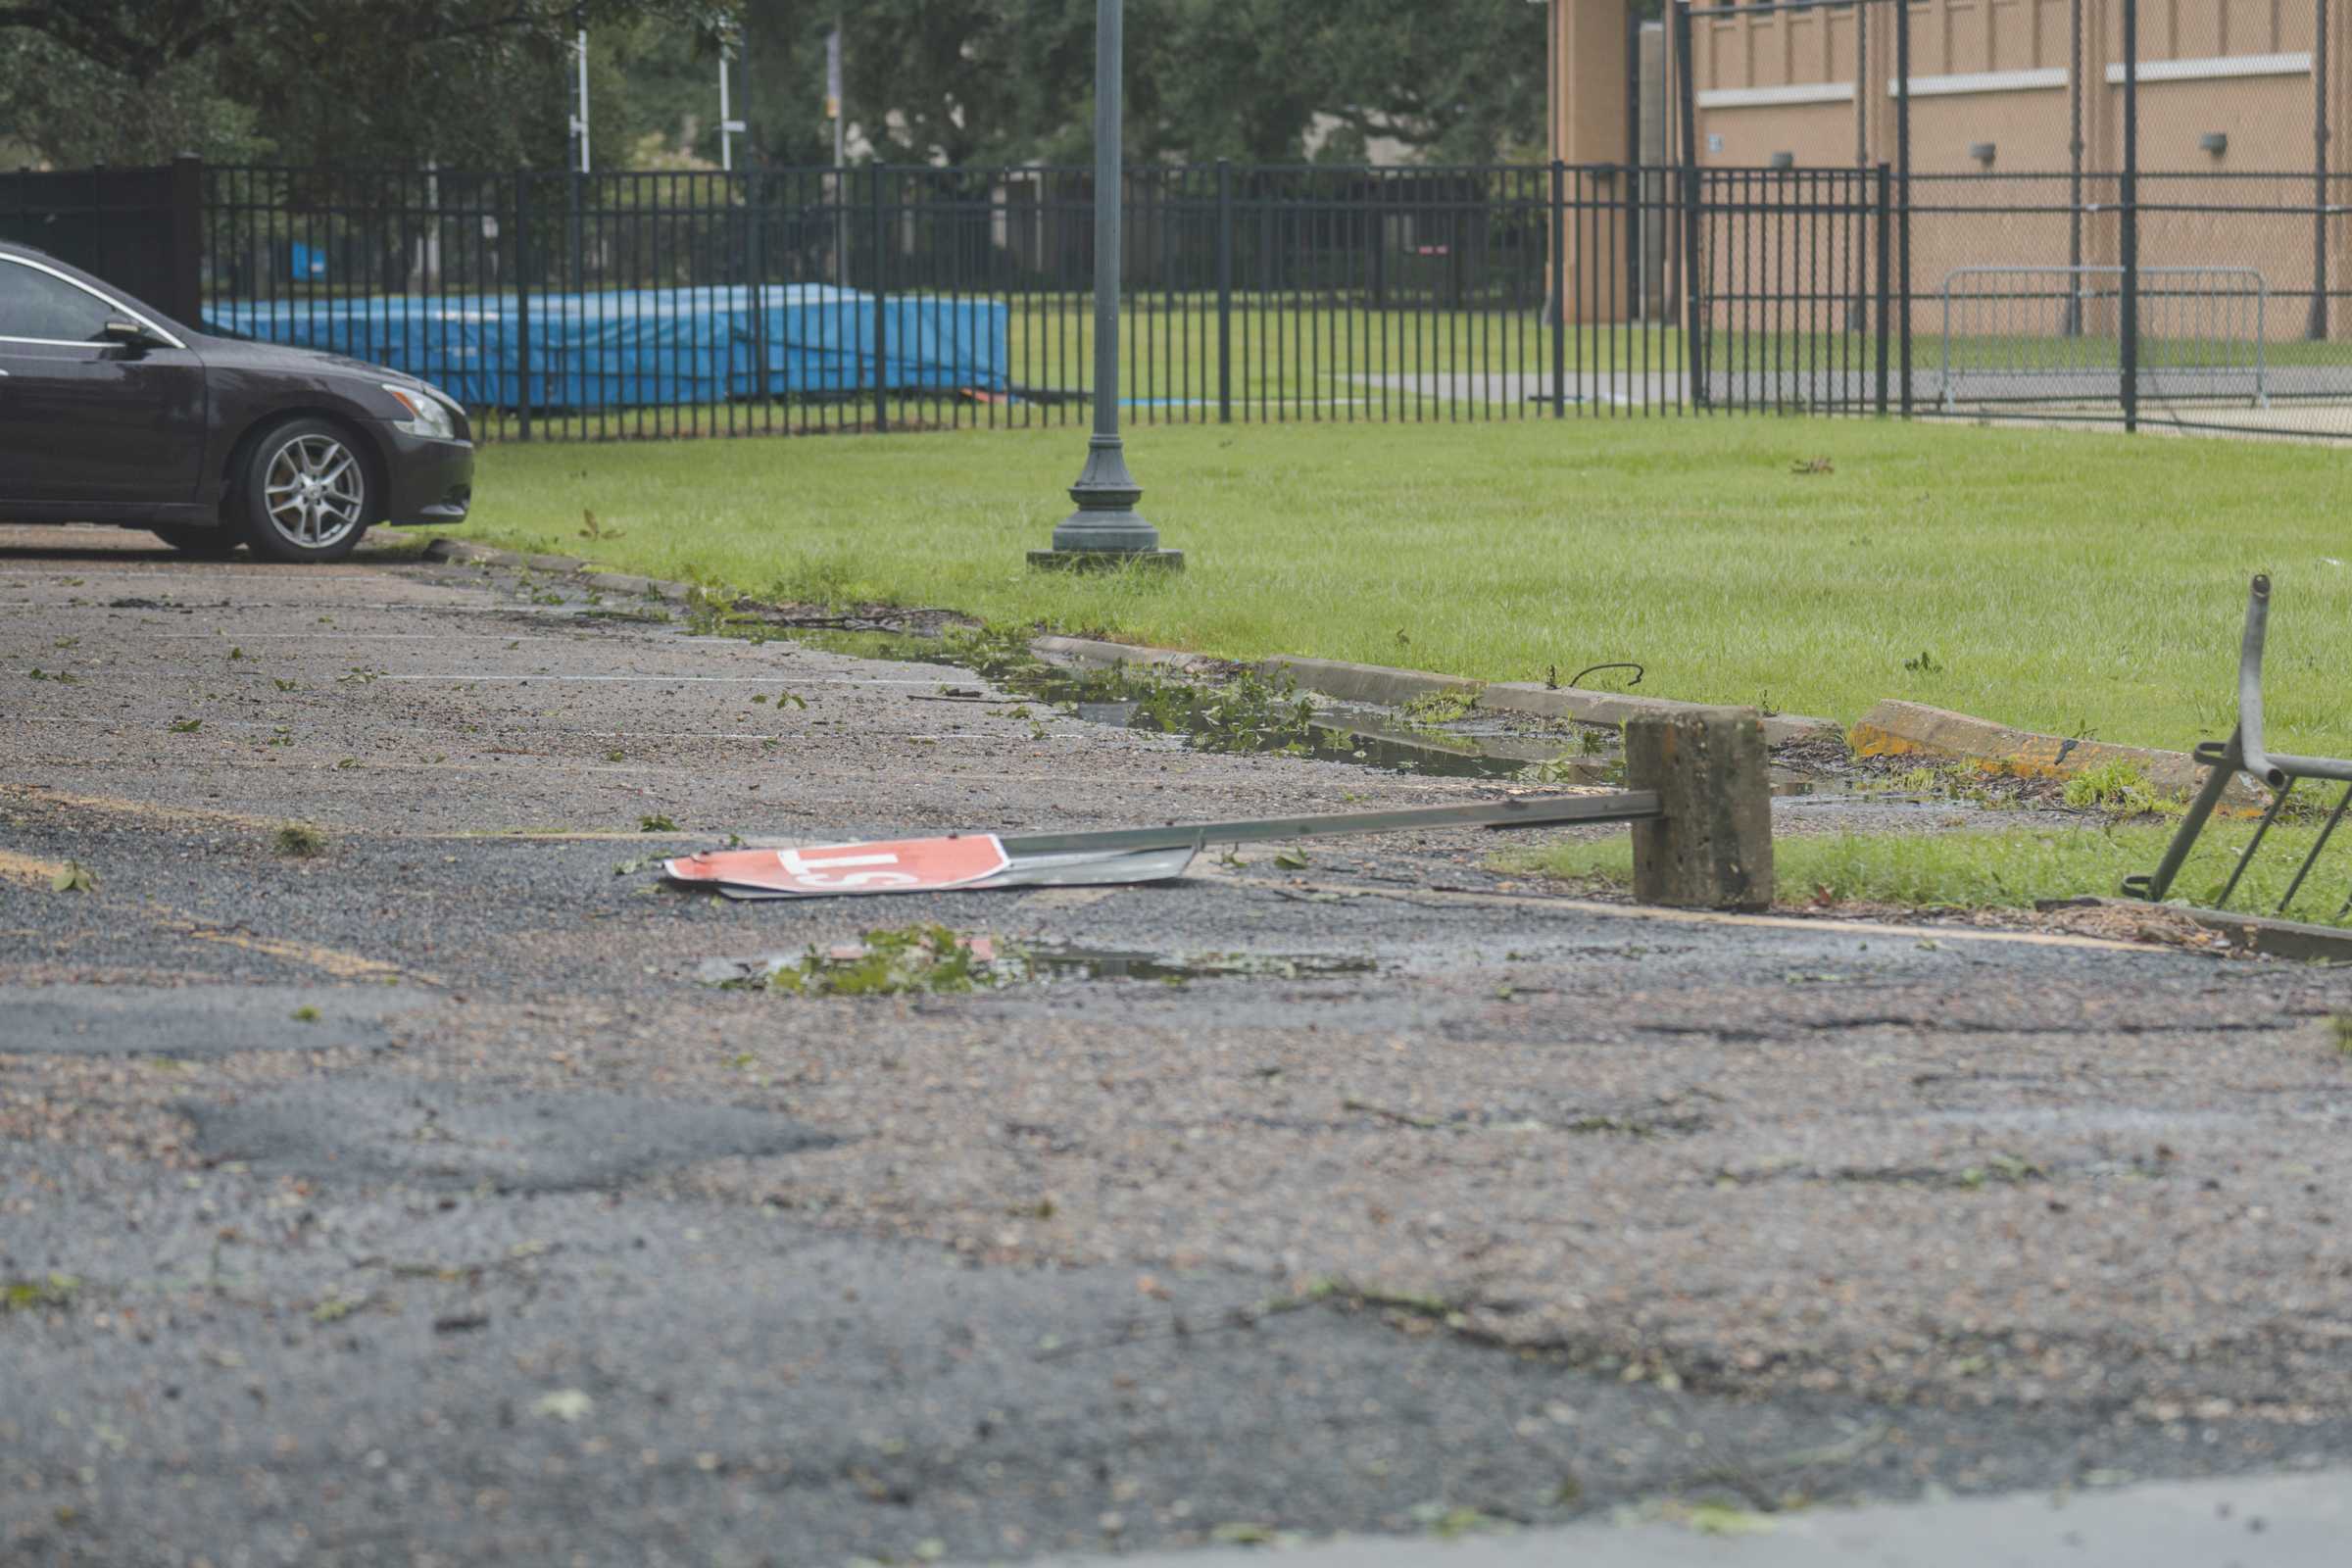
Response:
[1848,700,2262,808]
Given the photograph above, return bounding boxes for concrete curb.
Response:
[1849,698,2261,806]
[2041,897,2352,960]
[1255,655,1483,709]
[1029,635,1228,676]
[422,538,1834,747]
[1251,659,1839,744]
[1482,680,1838,746]
[422,538,697,603]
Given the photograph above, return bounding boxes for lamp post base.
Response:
[1027,547,1184,573]
[1038,434,1175,568]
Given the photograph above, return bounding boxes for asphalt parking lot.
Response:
[4,525,2350,1567]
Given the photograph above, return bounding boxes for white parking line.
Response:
[0,602,596,613]
[12,717,1000,741]
[123,633,596,642]
[376,674,950,685]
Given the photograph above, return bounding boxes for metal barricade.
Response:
[2125,574,2352,914]
[1938,266,2268,412]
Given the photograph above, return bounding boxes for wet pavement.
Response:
[3,525,2350,1567]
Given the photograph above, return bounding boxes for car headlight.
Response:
[383,383,459,441]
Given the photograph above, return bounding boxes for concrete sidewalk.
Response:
[1032,1467,2348,1567]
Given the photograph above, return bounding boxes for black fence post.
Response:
[1895,0,1913,418]
[1874,162,1892,416]
[870,164,888,433]
[1448,201,1464,310]
[514,172,533,441]
[2121,0,2139,432]
[1626,12,1644,320]
[747,167,767,402]
[1550,159,1568,416]
[1673,0,1705,410]
[1215,158,1233,424]
[86,164,107,287]
[167,155,204,328]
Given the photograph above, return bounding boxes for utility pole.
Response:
[717,13,744,172]
[568,3,588,301]
[570,4,590,173]
[829,14,847,172]
[829,16,847,284]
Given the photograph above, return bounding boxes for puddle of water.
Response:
[780,627,1617,783]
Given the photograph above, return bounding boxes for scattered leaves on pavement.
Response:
[530,1390,595,1423]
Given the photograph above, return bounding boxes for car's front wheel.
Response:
[149,525,241,558]
[234,418,374,564]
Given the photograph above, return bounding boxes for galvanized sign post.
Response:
[1031,0,1183,572]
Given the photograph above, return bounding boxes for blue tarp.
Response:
[202,284,1009,411]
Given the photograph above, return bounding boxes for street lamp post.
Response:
[1030,0,1182,571]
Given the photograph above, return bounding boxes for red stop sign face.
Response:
[664,835,1012,897]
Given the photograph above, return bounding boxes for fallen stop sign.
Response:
[664,835,1013,897]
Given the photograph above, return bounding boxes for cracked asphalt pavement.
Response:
[3,525,2349,1567]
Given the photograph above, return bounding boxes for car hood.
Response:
[195,334,423,389]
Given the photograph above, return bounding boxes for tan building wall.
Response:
[1566,1,2351,336]
[1685,1,2336,175]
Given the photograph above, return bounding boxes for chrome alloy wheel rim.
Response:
[263,434,365,549]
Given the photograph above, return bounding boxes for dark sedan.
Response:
[0,241,472,563]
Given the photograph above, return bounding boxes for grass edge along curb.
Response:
[1850,698,2266,808]
[1507,825,2352,935]
[1051,648,1840,745]
[422,537,1841,743]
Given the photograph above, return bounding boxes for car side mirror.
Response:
[99,319,156,348]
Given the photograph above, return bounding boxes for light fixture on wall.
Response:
[1769,151,1794,171]
[2201,131,2230,157]
[1970,142,1997,167]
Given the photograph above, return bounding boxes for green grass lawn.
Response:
[1511,822,2352,926]
[457,415,2352,758]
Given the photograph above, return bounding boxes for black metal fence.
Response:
[11,154,2349,444]
[15,0,2352,445]
[188,161,1678,441]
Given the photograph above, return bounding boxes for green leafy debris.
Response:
[736,926,997,998]
[1400,687,1482,725]
[3,1274,79,1312]
[273,822,328,858]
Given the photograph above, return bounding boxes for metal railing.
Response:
[2128,574,2352,916]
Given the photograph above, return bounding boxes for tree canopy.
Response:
[0,0,1552,172]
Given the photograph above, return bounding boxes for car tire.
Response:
[149,525,242,558]
[233,417,374,564]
